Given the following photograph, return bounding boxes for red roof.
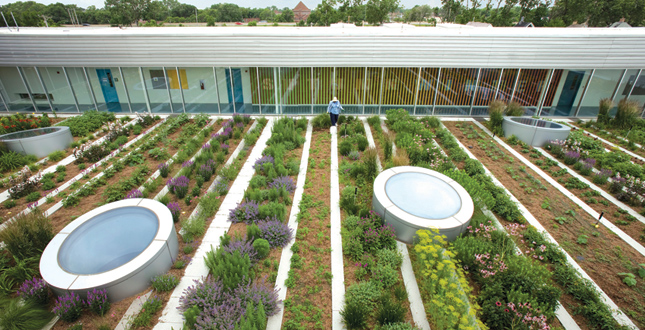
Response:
[293,1,310,12]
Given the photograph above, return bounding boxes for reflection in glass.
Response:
[381,67,417,114]
[166,68,185,113]
[472,68,502,116]
[435,68,477,115]
[0,67,35,111]
[577,70,623,117]
[38,67,77,112]
[363,67,382,115]
[623,70,645,114]
[142,67,171,113]
[280,67,312,114]
[22,67,51,111]
[335,67,364,114]
[545,69,591,116]
[177,67,219,113]
[313,67,333,114]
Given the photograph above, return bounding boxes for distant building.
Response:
[515,17,534,28]
[243,18,259,23]
[567,21,588,28]
[293,1,311,23]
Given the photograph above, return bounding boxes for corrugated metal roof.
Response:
[0,26,644,69]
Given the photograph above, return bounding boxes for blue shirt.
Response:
[327,101,343,114]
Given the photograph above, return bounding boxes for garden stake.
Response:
[595,211,603,228]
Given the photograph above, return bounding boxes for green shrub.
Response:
[339,140,353,156]
[0,298,53,330]
[505,101,524,116]
[253,239,271,259]
[25,192,40,203]
[0,211,53,260]
[0,151,29,172]
[48,150,66,162]
[151,273,179,292]
[371,263,399,289]
[132,124,143,135]
[376,249,403,269]
[362,148,379,181]
[3,200,16,209]
[340,186,359,215]
[488,100,505,136]
[598,98,613,125]
[341,301,368,329]
[355,135,369,151]
[345,281,381,312]
[376,296,406,325]
[463,158,485,176]
[383,132,394,161]
[247,223,261,241]
[312,113,332,129]
[204,248,253,290]
[613,99,640,129]
[180,216,205,243]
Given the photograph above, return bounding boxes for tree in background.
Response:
[405,5,434,22]
[105,0,150,26]
[213,3,242,22]
[365,0,399,25]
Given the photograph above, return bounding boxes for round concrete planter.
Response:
[40,199,178,302]
[372,166,474,243]
[502,117,571,147]
[0,126,73,158]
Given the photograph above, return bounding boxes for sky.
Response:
[0,0,444,11]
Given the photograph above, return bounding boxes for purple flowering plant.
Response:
[86,288,110,316]
[228,199,259,224]
[126,188,143,199]
[258,219,294,248]
[268,176,296,194]
[167,202,181,223]
[52,291,85,322]
[158,162,170,178]
[253,155,274,171]
[223,238,258,263]
[168,175,190,199]
[17,277,48,305]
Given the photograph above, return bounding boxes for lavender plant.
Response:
[126,188,143,199]
[86,288,110,316]
[168,175,189,199]
[213,178,229,196]
[258,219,294,248]
[167,202,181,223]
[158,162,170,178]
[151,273,180,292]
[268,176,296,194]
[223,238,259,263]
[253,155,274,171]
[228,199,260,224]
[17,277,49,305]
[52,292,84,322]
[182,160,195,168]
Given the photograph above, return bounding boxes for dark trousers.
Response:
[330,113,339,126]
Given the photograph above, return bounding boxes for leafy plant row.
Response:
[387,109,627,330]
[179,117,304,329]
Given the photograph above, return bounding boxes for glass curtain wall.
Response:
[539,69,563,116]
[577,69,624,117]
[65,68,95,112]
[141,67,172,113]
[280,67,312,114]
[38,67,77,113]
[513,69,549,116]
[363,67,382,115]
[251,67,276,114]
[620,70,645,115]
[544,69,592,116]
[313,67,333,113]
[88,67,131,112]
[335,67,364,114]
[472,68,502,116]
[120,68,146,113]
[179,67,219,113]
[381,67,417,114]
[166,67,185,113]
[435,68,477,115]
[22,67,51,111]
[0,67,35,112]
[415,68,439,115]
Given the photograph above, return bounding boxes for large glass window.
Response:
[177,67,219,113]
[472,68,502,116]
[142,67,172,113]
[251,67,276,114]
[544,69,592,116]
[215,67,233,114]
[119,67,146,113]
[414,68,439,115]
[623,70,645,115]
[513,69,549,116]
[381,67,417,114]
[335,67,364,114]
[280,67,312,114]
[363,67,382,115]
[166,68,186,113]
[313,67,333,114]
[22,67,51,111]
[0,67,35,112]
[577,69,623,117]
[539,69,563,116]
[435,68,477,115]
[65,68,95,112]
[38,67,77,113]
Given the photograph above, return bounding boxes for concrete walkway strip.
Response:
[445,122,637,329]
[330,125,346,330]
[536,146,645,226]
[470,119,645,257]
[363,118,431,330]
[114,291,153,330]
[266,120,313,330]
[154,118,274,330]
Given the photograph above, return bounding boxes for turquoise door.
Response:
[96,69,121,112]
[226,68,244,112]
[555,71,584,116]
